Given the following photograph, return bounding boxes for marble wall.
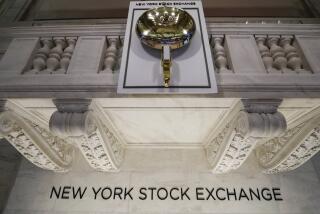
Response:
[3,148,320,214]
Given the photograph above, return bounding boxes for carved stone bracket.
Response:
[0,100,73,172]
[256,115,320,174]
[49,99,124,172]
[206,99,287,174]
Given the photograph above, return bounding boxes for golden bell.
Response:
[136,6,196,87]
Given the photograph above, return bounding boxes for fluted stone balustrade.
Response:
[0,25,319,97]
[255,35,305,73]
[0,100,73,172]
[255,35,273,72]
[45,38,66,73]
[210,35,231,73]
[117,37,124,71]
[279,36,303,72]
[101,37,121,73]
[60,37,77,73]
[206,99,287,174]
[29,38,53,74]
[49,99,124,172]
[26,37,77,74]
[267,36,288,72]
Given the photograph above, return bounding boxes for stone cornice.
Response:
[1,23,320,38]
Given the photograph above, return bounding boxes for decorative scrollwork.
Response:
[206,119,257,173]
[0,111,73,172]
[75,113,124,172]
[206,100,286,174]
[49,101,124,172]
[256,118,320,174]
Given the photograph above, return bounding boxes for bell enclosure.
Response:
[1,17,320,176]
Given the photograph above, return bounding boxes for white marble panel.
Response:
[225,35,266,74]
[296,36,320,73]
[4,149,320,214]
[0,38,39,75]
[105,108,226,146]
[67,36,105,75]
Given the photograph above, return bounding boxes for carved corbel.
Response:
[256,114,320,174]
[206,99,287,173]
[49,99,124,172]
[0,100,73,172]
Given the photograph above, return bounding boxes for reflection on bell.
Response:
[161,45,171,88]
[136,6,196,87]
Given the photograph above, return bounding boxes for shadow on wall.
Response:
[0,138,21,213]
[311,152,320,180]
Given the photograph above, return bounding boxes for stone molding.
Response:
[0,100,73,172]
[206,99,287,174]
[1,23,320,38]
[49,99,124,172]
